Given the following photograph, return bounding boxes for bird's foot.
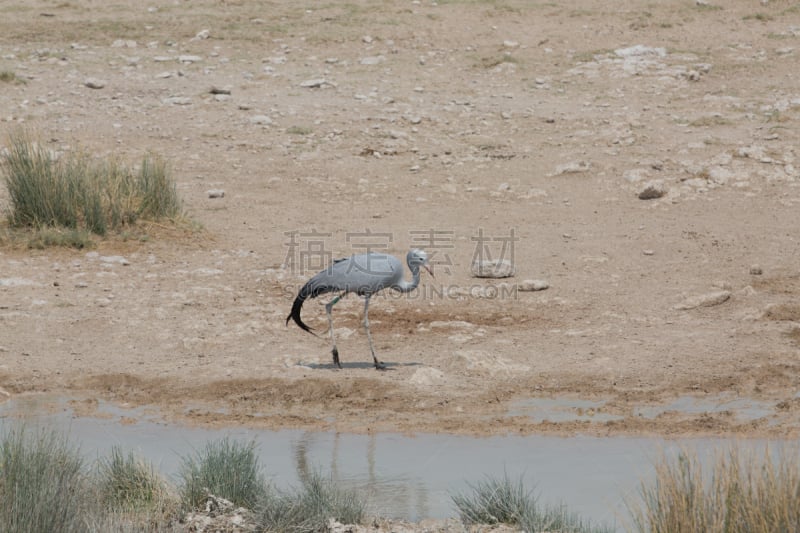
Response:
[332,347,342,369]
[373,360,387,371]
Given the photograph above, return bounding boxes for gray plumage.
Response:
[286,249,431,369]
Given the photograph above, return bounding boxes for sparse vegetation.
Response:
[0,130,182,244]
[696,3,723,11]
[3,422,798,532]
[178,437,267,510]
[257,470,367,532]
[451,472,613,533]
[97,446,171,510]
[743,12,774,22]
[0,426,89,533]
[478,52,519,69]
[0,70,23,84]
[286,125,314,135]
[631,448,800,533]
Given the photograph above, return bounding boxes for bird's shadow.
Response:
[305,360,423,371]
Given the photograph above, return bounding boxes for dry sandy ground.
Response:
[0,0,799,439]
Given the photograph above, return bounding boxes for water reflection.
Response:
[292,431,432,520]
[0,395,794,529]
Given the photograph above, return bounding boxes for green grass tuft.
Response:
[98,446,169,510]
[0,70,23,83]
[178,437,267,510]
[256,469,367,532]
[286,125,313,135]
[452,471,613,533]
[0,426,89,533]
[1,130,182,238]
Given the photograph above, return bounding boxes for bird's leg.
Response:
[325,294,342,369]
[363,296,385,370]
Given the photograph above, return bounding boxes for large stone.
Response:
[471,259,515,278]
[674,290,731,310]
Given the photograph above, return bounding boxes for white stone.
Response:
[84,78,105,89]
[553,161,591,175]
[614,45,666,58]
[471,259,515,278]
[360,55,385,65]
[99,255,130,266]
[163,96,192,105]
[299,78,328,88]
[409,367,445,386]
[249,115,272,125]
[674,290,731,310]
[518,279,549,291]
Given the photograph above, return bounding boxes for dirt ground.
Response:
[1,0,799,439]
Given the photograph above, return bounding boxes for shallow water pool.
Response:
[0,395,791,529]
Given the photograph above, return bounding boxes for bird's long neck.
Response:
[393,265,421,294]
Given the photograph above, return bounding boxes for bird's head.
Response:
[408,248,433,277]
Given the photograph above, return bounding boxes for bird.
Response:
[286,249,432,370]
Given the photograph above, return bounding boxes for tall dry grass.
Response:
[1,130,181,238]
[631,447,800,533]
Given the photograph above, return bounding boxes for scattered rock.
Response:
[674,290,731,310]
[736,144,767,160]
[471,259,515,278]
[553,161,591,175]
[624,168,650,183]
[429,320,475,329]
[0,278,39,287]
[210,85,232,95]
[207,189,225,198]
[708,166,732,185]
[99,255,130,266]
[249,115,273,125]
[163,96,192,105]
[111,39,137,48]
[359,55,385,65]
[193,29,211,40]
[518,279,549,291]
[749,265,763,275]
[184,493,257,532]
[299,78,330,88]
[408,367,445,386]
[178,54,203,63]
[614,45,667,58]
[638,180,667,200]
[84,78,106,89]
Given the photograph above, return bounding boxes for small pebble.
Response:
[749,265,763,275]
[207,189,225,198]
[300,78,328,88]
[518,279,549,291]
[249,115,272,125]
[638,181,667,200]
[84,78,106,89]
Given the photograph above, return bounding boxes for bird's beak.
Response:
[423,263,434,277]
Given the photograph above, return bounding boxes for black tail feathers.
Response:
[286,287,316,335]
